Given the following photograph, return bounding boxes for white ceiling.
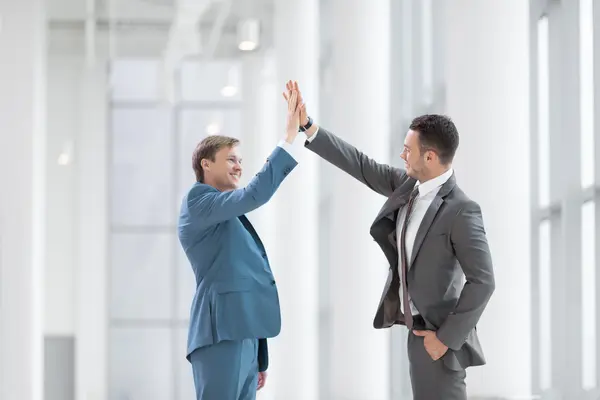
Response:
[47,0,274,58]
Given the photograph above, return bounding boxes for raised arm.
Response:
[436,201,496,350]
[282,80,410,197]
[304,126,411,197]
[188,88,302,229]
[187,145,297,229]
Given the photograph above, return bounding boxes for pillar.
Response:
[266,0,321,399]
[444,0,531,397]
[0,0,46,399]
[326,0,392,399]
[75,60,109,400]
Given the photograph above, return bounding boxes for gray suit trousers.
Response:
[407,331,467,400]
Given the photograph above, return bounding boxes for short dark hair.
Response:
[409,114,459,165]
[192,135,240,182]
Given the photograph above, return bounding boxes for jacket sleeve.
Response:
[436,201,496,350]
[187,146,297,229]
[305,127,411,197]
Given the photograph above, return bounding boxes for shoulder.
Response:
[446,185,482,216]
[187,182,217,199]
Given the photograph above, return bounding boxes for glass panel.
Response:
[111,108,174,226]
[582,201,596,389]
[581,0,595,188]
[110,59,162,101]
[109,327,173,400]
[538,17,550,208]
[177,109,242,199]
[110,233,173,320]
[179,60,243,102]
[539,219,551,391]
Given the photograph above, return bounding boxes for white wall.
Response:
[444,0,531,397]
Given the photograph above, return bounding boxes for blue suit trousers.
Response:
[190,338,258,400]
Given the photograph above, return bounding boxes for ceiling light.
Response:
[237,19,259,52]
[57,141,73,166]
[206,123,221,135]
[57,153,70,166]
[220,85,237,97]
[221,65,239,97]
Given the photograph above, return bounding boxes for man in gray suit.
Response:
[284,81,495,399]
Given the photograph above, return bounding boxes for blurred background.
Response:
[0,0,597,399]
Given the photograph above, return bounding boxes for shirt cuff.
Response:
[305,127,320,143]
[277,140,297,161]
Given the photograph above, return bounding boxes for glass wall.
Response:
[108,58,243,400]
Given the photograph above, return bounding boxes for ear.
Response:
[201,159,210,171]
[425,149,436,163]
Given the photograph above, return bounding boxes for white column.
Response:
[266,1,320,399]
[327,1,391,399]
[444,1,531,397]
[75,61,109,400]
[0,0,46,399]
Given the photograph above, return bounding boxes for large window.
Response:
[531,1,598,397]
[108,58,243,400]
[582,201,596,390]
[537,16,550,209]
[538,219,552,391]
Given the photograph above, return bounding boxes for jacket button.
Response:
[271,280,276,285]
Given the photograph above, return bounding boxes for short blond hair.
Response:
[192,135,240,182]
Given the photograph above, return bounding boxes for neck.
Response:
[202,177,224,191]
[419,165,451,184]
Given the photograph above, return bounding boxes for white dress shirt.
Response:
[398,168,454,315]
[307,128,454,316]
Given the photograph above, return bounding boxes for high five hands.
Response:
[282,80,308,128]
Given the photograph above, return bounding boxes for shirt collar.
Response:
[415,168,454,197]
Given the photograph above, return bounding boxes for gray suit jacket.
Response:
[305,128,495,371]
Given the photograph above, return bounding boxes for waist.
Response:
[412,314,426,330]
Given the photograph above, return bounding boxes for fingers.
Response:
[412,330,430,337]
[288,90,298,112]
[282,91,289,101]
[257,372,267,391]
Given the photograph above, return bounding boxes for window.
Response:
[539,219,551,391]
[538,17,550,208]
[110,59,162,102]
[109,58,244,399]
[582,201,596,390]
[580,0,595,188]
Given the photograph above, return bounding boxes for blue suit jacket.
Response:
[178,145,297,372]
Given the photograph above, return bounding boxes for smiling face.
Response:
[202,145,243,191]
[400,114,460,183]
[400,129,429,181]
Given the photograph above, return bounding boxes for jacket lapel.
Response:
[409,174,456,268]
[238,215,266,254]
[374,187,412,224]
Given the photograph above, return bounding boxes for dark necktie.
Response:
[400,187,420,330]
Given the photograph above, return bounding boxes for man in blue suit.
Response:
[178,90,306,399]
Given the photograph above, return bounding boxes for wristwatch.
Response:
[299,116,313,132]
